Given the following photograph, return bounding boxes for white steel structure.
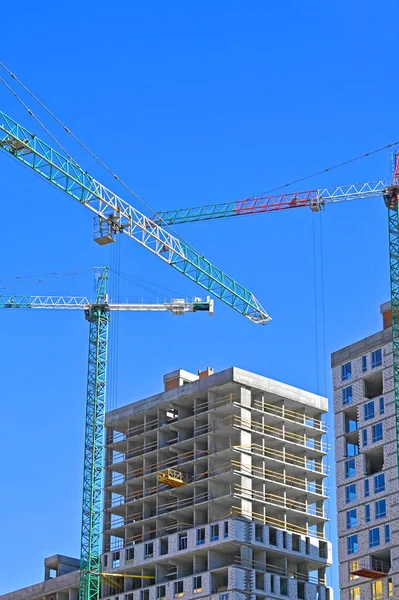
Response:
[0,296,214,315]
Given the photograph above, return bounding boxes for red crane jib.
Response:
[234,190,319,215]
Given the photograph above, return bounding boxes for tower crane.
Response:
[0,266,213,600]
[153,154,399,500]
[0,111,268,600]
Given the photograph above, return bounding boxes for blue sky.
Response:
[0,0,398,594]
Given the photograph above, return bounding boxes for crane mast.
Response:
[384,153,399,479]
[80,267,109,600]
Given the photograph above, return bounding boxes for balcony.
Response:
[350,556,390,579]
[229,415,329,453]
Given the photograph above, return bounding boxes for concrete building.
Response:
[1,367,333,600]
[102,367,332,600]
[0,556,80,600]
[332,303,399,600]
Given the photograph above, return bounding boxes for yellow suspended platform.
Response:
[158,468,185,487]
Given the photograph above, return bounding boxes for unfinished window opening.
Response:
[48,569,57,579]
[141,591,150,600]
[144,542,154,559]
[196,528,205,545]
[212,572,228,593]
[305,537,310,554]
[224,521,229,538]
[255,572,264,590]
[297,581,305,600]
[112,551,120,569]
[365,447,384,476]
[344,408,358,433]
[280,578,288,596]
[178,534,187,551]
[174,581,184,598]
[255,524,263,542]
[371,549,391,574]
[346,439,359,457]
[157,586,166,600]
[319,540,327,558]
[210,524,219,541]
[193,576,202,593]
[292,534,300,552]
[269,527,277,546]
[160,538,168,555]
[364,371,383,400]
[282,531,287,548]
[126,547,135,562]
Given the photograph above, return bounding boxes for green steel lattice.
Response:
[79,268,109,600]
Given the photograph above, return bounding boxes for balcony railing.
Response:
[236,443,329,475]
[228,415,329,453]
[350,558,390,578]
[234,484,327,518]
[231,459,327,495]
[252,398,326,431]
[234,556,326,586]
[225,505,326,540]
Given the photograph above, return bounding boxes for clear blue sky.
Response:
[0,0,397,594]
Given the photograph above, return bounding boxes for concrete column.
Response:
[239,387,252,520]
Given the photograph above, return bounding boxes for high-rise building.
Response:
[0,367,333,600]
[102,367,332,600]
[332,302,398,600]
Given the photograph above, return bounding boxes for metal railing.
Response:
[224,506,325,540]
[234,484,327,518]
[234,556,326,586]
[228,415,329,453]
[235,443,329,474]
[252,398,326,431]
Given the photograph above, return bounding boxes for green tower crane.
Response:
[0,111,269,600]
[153,153,399,481]
[0,269,214,600]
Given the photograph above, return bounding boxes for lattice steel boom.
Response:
[153,181,388,224]
[0,111,269,325]
[0,295,214,314]
[154,153,399,510]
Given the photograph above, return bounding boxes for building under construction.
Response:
[1,367,333,600]
[332,303,398,599]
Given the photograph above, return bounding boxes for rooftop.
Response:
[106,366,328,426]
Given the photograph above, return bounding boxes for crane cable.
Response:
[256,141,399,198]
[312,215,320,394]
[108,240,121,411]
[0,76,80,168]
[0,62,202,254]
[3,63,399,210]
[0,267,98,290]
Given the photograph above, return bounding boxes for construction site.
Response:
[1,5,399,600]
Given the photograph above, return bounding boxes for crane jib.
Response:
[0,110,270,325]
